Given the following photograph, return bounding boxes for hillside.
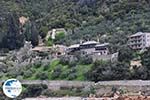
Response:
[0,0,150,82]
[1,1,150,99]
[0,0,150,50]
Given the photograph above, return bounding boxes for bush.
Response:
[59,70,69,79]
[68,57,78,67]
[35,72,49,80]
[59,56,70,65]
[22,84,48,97]
[68,73,77,80]
[39,26,49,38]
[16,75,23,80]
[24,70,33,79]
[55,32,65,41]
[43,64,50,71]
[60,55,77,67]
[33,62,42,68]
[46,37,53,46]
[51,67,62,79]
[6,68,19,78]
[118,45,134,63]
[86,61,131,82]
[79,55,93,65]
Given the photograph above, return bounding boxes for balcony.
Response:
[129,41,143,45]
[130,45,144,50]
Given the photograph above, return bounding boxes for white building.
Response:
[94,43,109,55]
[80,41,99,54]
[128,32,150,50]
[67,41,118,62]
[67,41,109,55]
[46,28,67,40]
[67,44,80,53]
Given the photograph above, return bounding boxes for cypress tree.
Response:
[2,12,25,50]
[30,22,39,47]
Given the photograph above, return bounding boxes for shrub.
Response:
[35,72,49,80]
[6,68,19,78]
[16,75,23,80]
[59,56,70,65]
[24,70,33,79]
[33,62,42,68]
[51,67,62,79]
[46,37,53,46]
[68,73,77,80]
[39,26,48,38]
[43,64,50,71]
[55,32,65,41]
[79,55,93,65]
[22,84,47,97]
[60,55,77,67]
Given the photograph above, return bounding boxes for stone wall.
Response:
[21,80,94,91]
[18,80,150,95]
[1,80,150,96]
[91,52,118,62]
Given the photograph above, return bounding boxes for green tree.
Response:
[46,37,53,46]
[30,22,39,47]
[118,45,134,63]
[141,48,150,69]
[86,61,131,82]
[39,26,48,39]
[141,48,150,79]
[23,84,48,97]
[2,12,24,50]
[54,31,65,44]
[131,66,148,80]
[24,21,32,41]
[36,72,49,80]
[23,21,39,47]
[79,54,93,65]
[51,67,62,79]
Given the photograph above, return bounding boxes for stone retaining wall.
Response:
[1,80,150,95]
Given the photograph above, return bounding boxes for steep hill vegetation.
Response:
[0,0,150,50]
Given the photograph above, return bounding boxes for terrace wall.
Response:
[1,80,150,95]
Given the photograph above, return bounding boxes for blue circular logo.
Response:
[3,79,22,98]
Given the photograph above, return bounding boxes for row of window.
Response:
[131,45,143,48]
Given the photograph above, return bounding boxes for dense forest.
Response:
[0,0,150,50]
